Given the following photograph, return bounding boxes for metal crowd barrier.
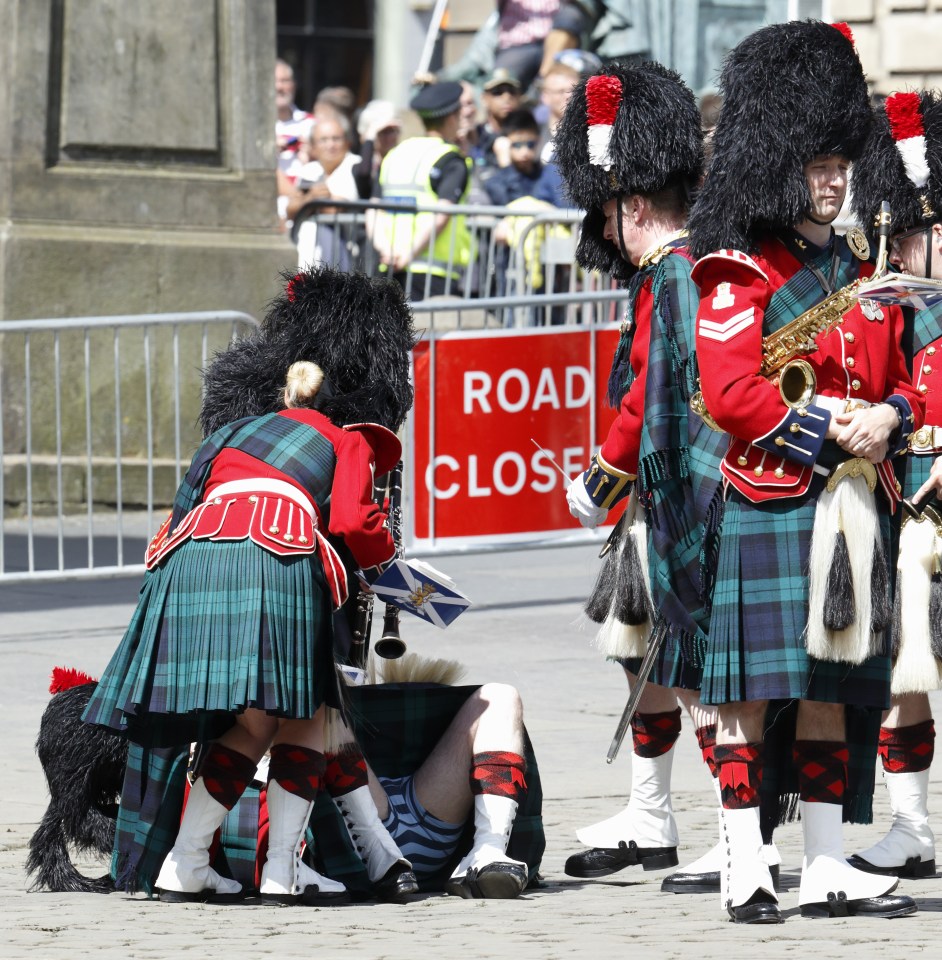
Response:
[0,311,258,583]
[0,280,628,582]
[291,197,610,315]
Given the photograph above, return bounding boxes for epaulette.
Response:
[692,249,770,284]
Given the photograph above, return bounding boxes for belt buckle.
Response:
[913,427,933,449]
[843,399,869,414]
[826,457,877,493]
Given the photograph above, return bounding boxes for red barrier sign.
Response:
[411,325,622,544]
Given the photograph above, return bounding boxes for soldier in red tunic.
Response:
[848,90,942,882]
[687,21,924,923]
[553,62,751,893]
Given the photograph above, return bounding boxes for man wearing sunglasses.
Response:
[483,109,563,208]
[848,89,942,887]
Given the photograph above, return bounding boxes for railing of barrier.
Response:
[291,197,609,314]
[0,285,631,581]
[0,311,258,583]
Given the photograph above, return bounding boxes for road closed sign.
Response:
[410,324,622,545]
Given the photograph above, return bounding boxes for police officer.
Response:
[370,82,472,301]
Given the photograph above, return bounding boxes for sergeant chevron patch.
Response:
[698,306,756,342]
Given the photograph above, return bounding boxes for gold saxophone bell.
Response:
[777,358,817,410]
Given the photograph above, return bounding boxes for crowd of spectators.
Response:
[274,11,718,307]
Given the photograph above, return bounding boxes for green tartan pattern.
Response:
[906,452,935,501]
[218,784,263,889]
[169,413,337,529]
[762,236,860,336]
[908,303,942,500]
[637,250,729,685]
[759,699,881,826]
[111,684,544,896]
[702,487,892,709]
[112,743,190,894]
[83,539,335,748]
[913,301,942,354]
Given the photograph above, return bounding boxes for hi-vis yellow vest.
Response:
[376,137,472,279]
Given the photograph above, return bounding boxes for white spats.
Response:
[854,769,936,875]
[155,777,242,900]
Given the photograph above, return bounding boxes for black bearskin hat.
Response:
[200,267,416,436]
[554,60,703,280]
[852,90,942,242]
[688,21,871,259]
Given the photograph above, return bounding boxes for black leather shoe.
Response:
[564,840,679,878]
[726,890,783,924]
[801,891,917,919]
[373,861,419,902]
[445,861,528,899]
[662,862,779,894]
[158,887,244,904]
[260,886,351,907]
[846,853,937,879]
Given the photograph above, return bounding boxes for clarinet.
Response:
[373,461,407,659]
[349,588,375,670]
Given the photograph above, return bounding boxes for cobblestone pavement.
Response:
[2,545,941,959]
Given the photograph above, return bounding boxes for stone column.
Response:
[0,0,296,510]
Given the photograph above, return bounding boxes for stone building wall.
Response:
[833,0,942,93]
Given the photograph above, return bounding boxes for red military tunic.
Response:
[909,315,942,462]
[598,283,654,475]
[693,238,924,502]
[204,409,396,569]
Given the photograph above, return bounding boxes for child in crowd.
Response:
[484,109,564,208]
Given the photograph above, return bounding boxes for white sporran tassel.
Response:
[806,473,879,664]
[594,491,651,659]
[892,516,942,694]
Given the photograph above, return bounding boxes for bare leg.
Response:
[629,670,680,713]
[795,699,844,741]
[884,692,932,728]
[215,707,279,763]
[414,683,524,825]
[676,688,717,731]
[716,700,768,745]
[273,704,327,751]
[793,699,905,912]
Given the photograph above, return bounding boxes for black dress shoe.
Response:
[800,891,917,919]
[260,885,351,907]
[726,890,783,924]
[846,853,937,879]
[373,861,420,902]
[661,863,779,894]
[158,887,244,904]
[444,861,528,899]
[564,840,679,878]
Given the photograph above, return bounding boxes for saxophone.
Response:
[691,202,892,432]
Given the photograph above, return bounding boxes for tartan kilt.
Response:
[622,628,704,690]
[701,484,892,709]
[903,451,933,500]
[83,538,337,748]
[109,685,544,896]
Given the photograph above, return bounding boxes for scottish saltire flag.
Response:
[856,273,942,311]
[366,559,471,628]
